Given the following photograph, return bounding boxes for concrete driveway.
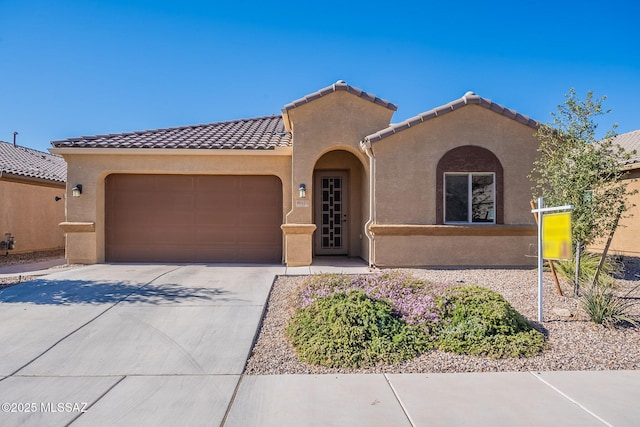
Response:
[0,264,284,426]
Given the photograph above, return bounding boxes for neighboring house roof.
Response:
[611,129,640,167]
[282,80,398,113]
[0,141,66,183]
[363,91,539,144]
[51,115,292,150]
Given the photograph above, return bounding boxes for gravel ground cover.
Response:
[0,249,66,289]
[245,258,640,375]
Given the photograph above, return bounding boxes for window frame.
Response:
[443,172,496,225]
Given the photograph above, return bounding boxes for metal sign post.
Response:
[531,198,573,322]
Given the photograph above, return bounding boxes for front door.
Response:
[315,171,348,255]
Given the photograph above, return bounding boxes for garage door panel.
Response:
[196,228,238,244]
[197,211,238,226]
[106,174,282,263]
[239,228,280,243]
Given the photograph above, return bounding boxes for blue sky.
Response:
[1,0,639,152]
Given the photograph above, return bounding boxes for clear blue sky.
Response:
[1,0,638,152]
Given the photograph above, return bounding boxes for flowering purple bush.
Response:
[293,271,446,330]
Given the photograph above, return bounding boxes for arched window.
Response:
[436,146,504,224]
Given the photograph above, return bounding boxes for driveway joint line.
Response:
[529,371,612,427]
[220,374,244,426]
[66,375,127,426]
[383,373,416,427]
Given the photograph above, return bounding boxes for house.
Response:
[50,81,540,267]
[591,129,640,257]
[0,140,66,254]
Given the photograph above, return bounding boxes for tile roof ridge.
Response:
[364,91,539,144]
[51,115,284,144]
[282,80,398,112]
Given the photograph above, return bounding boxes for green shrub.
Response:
[293,271,443,329]
[286,290,431,368]
[436,286,545,358]
[554,252,621,289]
[581,283,639,327]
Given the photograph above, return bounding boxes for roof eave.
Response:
[364,92,539,144]
[0,170,66,187]
[49,146,293,156]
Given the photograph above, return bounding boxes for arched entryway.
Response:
[313,150,367,258]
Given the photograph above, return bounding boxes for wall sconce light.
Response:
[72,184,83,198]
[55,196,62,201]
[298,183,306,199]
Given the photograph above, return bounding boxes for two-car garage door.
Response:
[105,174,282,263]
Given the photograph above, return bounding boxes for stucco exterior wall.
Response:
[54,149,292,263]
[591,168,640,257]
[374,234,536,267]
[285,91,392,223]
[0,179,65,253]
[370,105,539,267]
[283,90,394,263]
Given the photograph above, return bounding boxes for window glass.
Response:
[445,174,468,222]
[445,173,494,223]
[471,174,494,222]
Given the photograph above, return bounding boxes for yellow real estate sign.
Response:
[542,212,572,260]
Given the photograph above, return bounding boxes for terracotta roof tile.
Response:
[51,115,292,150]
[282,80,398,112]
[364,91,539,144]
[0,141,66,182]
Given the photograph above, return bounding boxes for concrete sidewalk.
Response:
[225,370,640,426]
[0,262,638,426]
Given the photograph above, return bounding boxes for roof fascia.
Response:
[49,147,293,156]
[364,92,539,144]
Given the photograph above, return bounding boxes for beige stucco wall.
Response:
[371,105,539,267]
[52,149,292,264]
[591,168,640,257]
[283,90,394,263]
[0,178,65,253]
[374,234,536,267]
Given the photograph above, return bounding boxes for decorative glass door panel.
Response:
[315,171,348,255]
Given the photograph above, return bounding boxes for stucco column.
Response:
[281,223,316,266]
[59,221,97,263]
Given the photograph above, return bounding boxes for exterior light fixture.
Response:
[55,196,62,201]
[72,184,83,198]
[298,183,306,199]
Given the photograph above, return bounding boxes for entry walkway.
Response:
[0,262,638,426]
[285,256,371,275]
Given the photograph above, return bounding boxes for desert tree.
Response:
[529,89,635,294]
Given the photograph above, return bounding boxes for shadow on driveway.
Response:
[0,278,235,305]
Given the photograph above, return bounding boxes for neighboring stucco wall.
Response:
[54,149,292,264]
[371,105,539,267]
[0,179,65,253]
[591,168,640,257]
